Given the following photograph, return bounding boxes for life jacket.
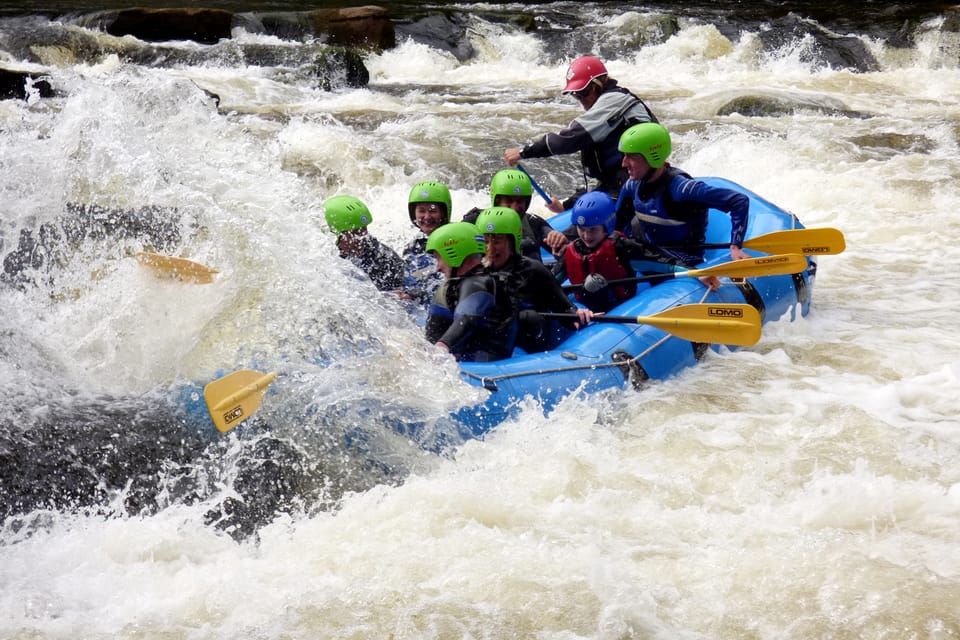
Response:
[425,268,517,362]
[564,234,635,311]
[629,167,708,264]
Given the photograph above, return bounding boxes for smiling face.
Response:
[414,203,445,234]
[621,152,652,181]
[484,234,514,269]
[576,224,608,249]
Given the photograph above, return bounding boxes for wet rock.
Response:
[0,395,211,521]
[307,5,395,51]
[1,203,183,287]
[716,91,867,118]
[850,132,937,158]
[0,67,54,100]
[203,437,312,540]
[396,13,475,62]
[105,8,233,45]
[757,13,879,72]
[313,46,370,90]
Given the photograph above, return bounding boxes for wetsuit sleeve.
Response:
[671,179,750,248]
[616,235,686,267]
[359,237,405,291]
[435,278,496,351]
[526,214,556,250]
[424,283,453,344]
[526,260,579,323]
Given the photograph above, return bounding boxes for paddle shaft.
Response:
[561,253,807,292]
[515,163,552,204]
[539,302,762,346]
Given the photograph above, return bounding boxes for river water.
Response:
[1,2,959,638]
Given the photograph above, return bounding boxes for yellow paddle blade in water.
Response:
[203,370,278,433]
[136,252,220,283]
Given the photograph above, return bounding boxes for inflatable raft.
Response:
[450,177,821,436]
[190,178,842,445]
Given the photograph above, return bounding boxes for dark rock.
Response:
[314,46,370,91]
[757,12,879,72]
[106,8,234,45]
[395,12,475,62]
[2,203,184,287]
[0,67,54,100]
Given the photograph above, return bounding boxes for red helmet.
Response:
[562,56,608,93]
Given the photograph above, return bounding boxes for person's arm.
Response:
[516,119,594,160]
[673,179,750,255]
[434,279,496,353]
[425,307,453,345]
[616,235,686,267]
[528,214,569,257]
[361,238,405,291]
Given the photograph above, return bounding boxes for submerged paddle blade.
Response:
[743,228,846,256]
[637,303,762,346]
[203,370,278,433]
[136,252,220,284]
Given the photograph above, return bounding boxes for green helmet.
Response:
[475,206,522,253]
[323,195,372,234]
[407,181,452,225]
[489,169,533,206]
[618,122,672,168]
[425,222,485,268]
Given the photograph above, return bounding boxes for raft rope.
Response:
[460,288,715,388]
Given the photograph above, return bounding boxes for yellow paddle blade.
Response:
[685,253,808,280]
[136,252,220,284]
[743,228,846,255]
[637,303,762,346]
[203,370,278,433]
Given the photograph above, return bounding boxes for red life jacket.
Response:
[564,235,635,305]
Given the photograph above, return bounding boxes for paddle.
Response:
[562,253,808,293]
[665,227,846,256]
[541,302,762,346]
[515,163,553,205]
[136,251,220,284]
[203,369,278,433]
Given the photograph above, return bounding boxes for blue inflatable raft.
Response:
[450,177,817,436]
[187,178,838,446]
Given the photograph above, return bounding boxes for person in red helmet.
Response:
[503,56,658,213]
